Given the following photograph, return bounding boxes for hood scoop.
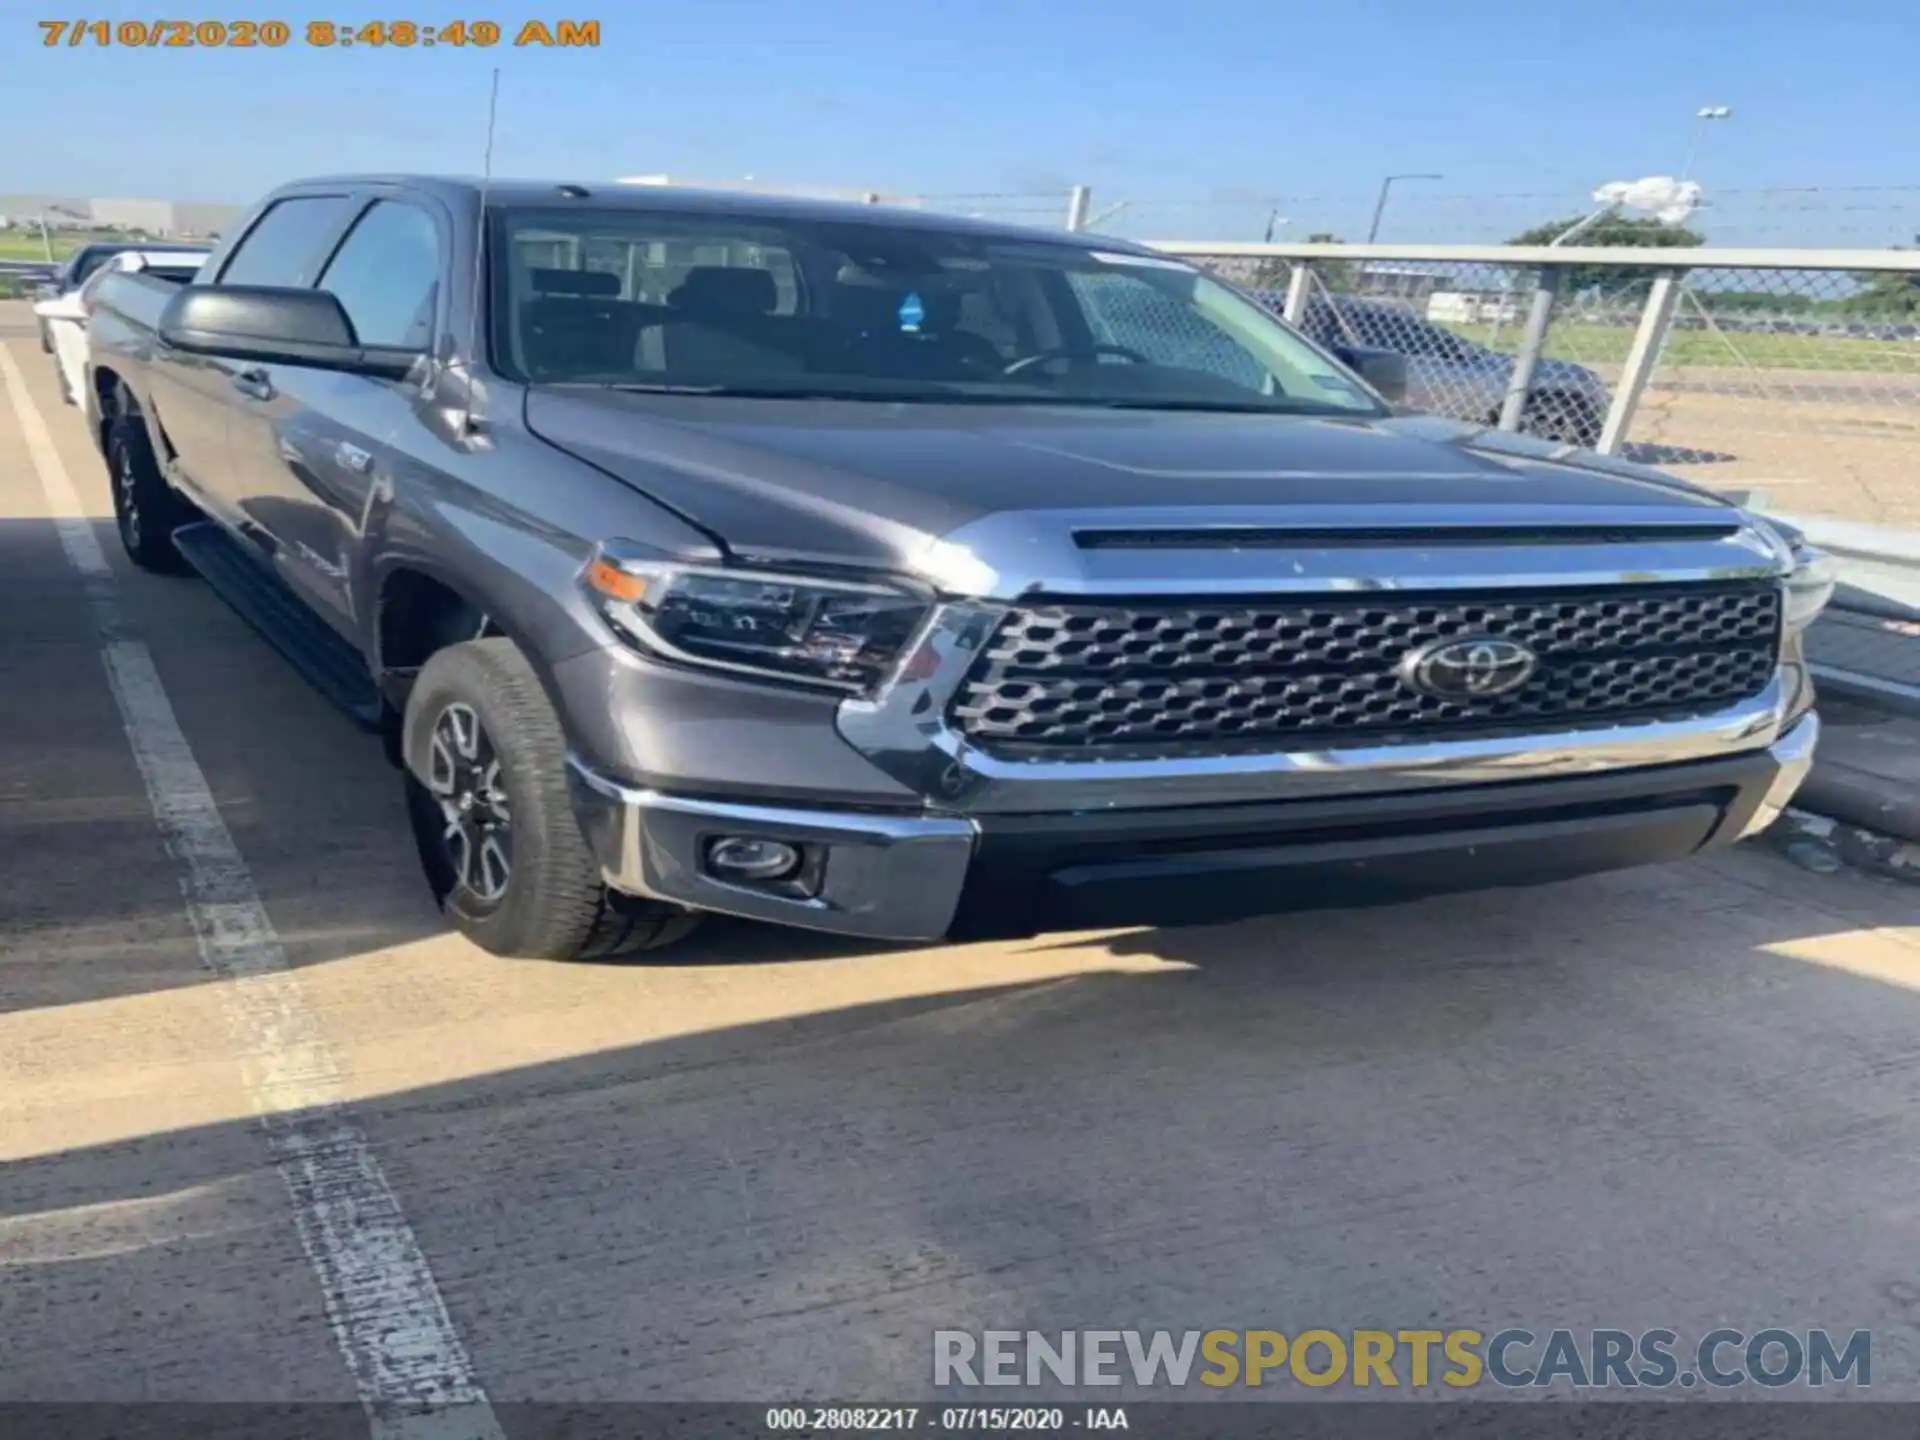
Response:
[1072,522,1744,551]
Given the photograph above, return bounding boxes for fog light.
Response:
[705,836,803,881]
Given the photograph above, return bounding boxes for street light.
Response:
[36,202,89,263]
[1263,210,1289,243]
[1681,105,1732,181]
[1366,173,1443,243]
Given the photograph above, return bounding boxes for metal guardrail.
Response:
[1147,241,1920,271]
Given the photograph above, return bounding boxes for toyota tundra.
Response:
[81,176,1830,959]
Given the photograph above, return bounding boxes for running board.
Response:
[171,521,383,730]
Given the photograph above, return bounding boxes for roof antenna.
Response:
[462,66,501,436]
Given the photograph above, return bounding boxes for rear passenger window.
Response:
[219,196,353,288]
[318,201,442,348]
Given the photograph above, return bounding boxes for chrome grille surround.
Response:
[949,583,1782,752]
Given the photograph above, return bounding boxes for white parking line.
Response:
[0,346,504,1440]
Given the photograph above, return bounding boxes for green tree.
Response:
[1506,213,1705,298]
[1301,232,1358,294]
[1839,268,1920,318]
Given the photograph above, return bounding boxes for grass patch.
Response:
[0,233,78,263]
[1442,321,1920,374]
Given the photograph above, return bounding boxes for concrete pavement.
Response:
[4,308,1920,1418]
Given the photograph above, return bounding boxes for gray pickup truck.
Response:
[83,175,1831,961]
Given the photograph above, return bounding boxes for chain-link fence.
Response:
[1155,243,1920,532]
[1116,186,1920,248]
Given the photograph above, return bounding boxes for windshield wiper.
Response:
[562,381,1364,416]
[574,380,958,402]
[1044,396,1353,415]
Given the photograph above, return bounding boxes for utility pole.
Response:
[1366,173,1443,243]
[1680,105,1732,182]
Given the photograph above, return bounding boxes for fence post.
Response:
[1596,269,1684,455]
[1496,267,1562,432]
[1283,262,1313,324]
[1064,185,1092,232]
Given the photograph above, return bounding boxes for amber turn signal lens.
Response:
[585,558,648,603]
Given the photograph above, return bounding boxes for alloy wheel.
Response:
[425,701,513,903]
[115,443,141,551]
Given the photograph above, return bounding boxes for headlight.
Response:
[581,542,930,693]
[1759,518,1837,636]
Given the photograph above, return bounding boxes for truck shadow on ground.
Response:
[4,852,1920,1403]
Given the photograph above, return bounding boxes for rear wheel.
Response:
[402,637,701,960]
[106,411,192,573]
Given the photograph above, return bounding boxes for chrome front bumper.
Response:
[1734,708,1820,840]
[567,712,1821,943]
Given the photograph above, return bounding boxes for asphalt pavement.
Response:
[4,303,1920,1425]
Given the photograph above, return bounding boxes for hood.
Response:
[33,294,84,321]
[1533,356,1606,390]
[1446,347,1600,392]
[523,390,1736,573]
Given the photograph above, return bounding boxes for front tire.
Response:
[107,412,192,573]
[402,637,701,960]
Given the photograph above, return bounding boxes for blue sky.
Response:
[3,0,1916,244]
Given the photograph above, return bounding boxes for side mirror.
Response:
[1330,343,1408,405]
[158,285,421,380]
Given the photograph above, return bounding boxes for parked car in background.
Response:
[35,248,209,405]
[1261,291,1614,447]
[31,240,210,353]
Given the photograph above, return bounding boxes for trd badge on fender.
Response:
[1400,636,1539,699]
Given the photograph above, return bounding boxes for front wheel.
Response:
[402,637,701,960]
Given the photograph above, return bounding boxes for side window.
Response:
[71,249,114,287]
[220,196,354,288]
[317,201,442,348]
[1065,270,1267,391]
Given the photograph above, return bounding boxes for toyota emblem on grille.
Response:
[1400,635,1538,699]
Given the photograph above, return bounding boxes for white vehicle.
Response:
[34,248,209,406]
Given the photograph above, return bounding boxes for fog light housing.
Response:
[705,836,803,882]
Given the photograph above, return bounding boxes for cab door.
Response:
[221,194,447,630]
[146,192,355,530]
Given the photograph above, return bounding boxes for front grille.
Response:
[950,582,1781,752]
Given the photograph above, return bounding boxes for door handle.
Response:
[231,367,274,401]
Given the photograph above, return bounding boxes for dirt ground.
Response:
[1636,383,1920,526]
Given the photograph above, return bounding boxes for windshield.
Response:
[491,207,1383,415]
[65,247,117,286]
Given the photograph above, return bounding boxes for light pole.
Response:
[36,203,89,263]
[1263,209,1288,243]
[1680,105,1731,182]
[1366,173,1442,243]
